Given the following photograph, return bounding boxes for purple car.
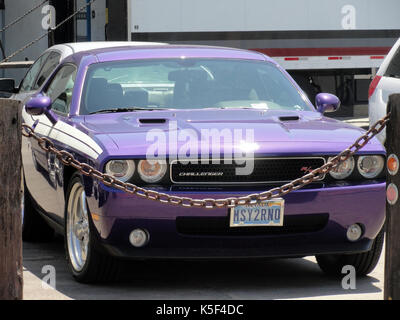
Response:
[21,43,386,283]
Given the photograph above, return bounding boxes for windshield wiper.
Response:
[89,107,165,114]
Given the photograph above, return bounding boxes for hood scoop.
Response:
[138,118,167,124]
[279,116,300,121]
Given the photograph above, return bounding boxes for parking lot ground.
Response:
[22,115,384,300]
[22,238,385,300]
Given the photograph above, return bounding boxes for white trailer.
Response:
[129,0,400,71]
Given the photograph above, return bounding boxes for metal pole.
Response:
[48,28,55,47]
[384,93,400,300]
[1,6,5,77]
[86,0,91,41]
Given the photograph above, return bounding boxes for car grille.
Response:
[176,213,329,236]
[170,157,325,184]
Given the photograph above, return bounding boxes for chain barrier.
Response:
[0,0,97,63]
[21,114,390,209]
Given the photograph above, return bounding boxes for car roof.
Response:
[46,41,167,60]
[67,44,271,65]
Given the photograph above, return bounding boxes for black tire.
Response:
[316,229,384,277]
[64,174,121,283]
[22,179,54,242]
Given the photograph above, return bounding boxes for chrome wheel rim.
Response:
[67,182,90,272]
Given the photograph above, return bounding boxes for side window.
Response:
[385,48,400,78]
[45,65,77,114]
[20,52,50,92]
[34,51,61,89]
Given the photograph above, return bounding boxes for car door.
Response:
[14,50,61,102]
[22,64,77,222]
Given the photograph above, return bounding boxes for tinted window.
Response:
[45,65,77,114]
[34,51,61,89]
[20,52,50,92]
[385,47,400,78]
[81,59,312,114]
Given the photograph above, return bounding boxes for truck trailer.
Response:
[124,0,400,115]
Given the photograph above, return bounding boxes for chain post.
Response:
[384,94,400,300]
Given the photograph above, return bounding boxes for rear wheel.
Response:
[65,174,121,283]
[22,178,54,242]
[316,229,384,277]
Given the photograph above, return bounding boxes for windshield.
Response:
[80,58,313,115]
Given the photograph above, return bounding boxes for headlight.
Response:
[105,160,135,182]
[328,156,355,180]
[357,155,384,179]
[137,160,167,183]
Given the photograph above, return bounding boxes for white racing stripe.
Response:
[22,108,103,160]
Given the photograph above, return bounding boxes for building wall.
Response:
[2,0,49,83]
[1,0,107,84]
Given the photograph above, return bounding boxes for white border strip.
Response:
[22,108,103,160]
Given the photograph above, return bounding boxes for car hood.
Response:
[82,109,385,158]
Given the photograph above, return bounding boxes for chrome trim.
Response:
[66,182,90,272]
[170,157,326,185]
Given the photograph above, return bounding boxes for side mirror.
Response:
[315,93,341,114]
[0,78,16,94]
[26,94,58,124]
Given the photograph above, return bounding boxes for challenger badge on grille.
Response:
[171,157,326,184]
[179,172,224,177]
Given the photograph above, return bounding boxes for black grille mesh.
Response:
[171,158,325,184]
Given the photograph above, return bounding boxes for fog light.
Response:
[346,224,363,242]
[129,229,149,247]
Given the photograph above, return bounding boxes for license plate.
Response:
[230,199,285,227]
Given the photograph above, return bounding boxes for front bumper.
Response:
[86,181,386,259]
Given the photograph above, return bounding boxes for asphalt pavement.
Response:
[23,238,385,300]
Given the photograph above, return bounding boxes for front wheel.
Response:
[316,229,384,277]
[65,174,121,283]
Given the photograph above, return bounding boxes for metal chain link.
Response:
[1,0,97,63]
[0,0,47,34]
[21,113,390,209]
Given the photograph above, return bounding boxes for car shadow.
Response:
[22,238,383,300]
